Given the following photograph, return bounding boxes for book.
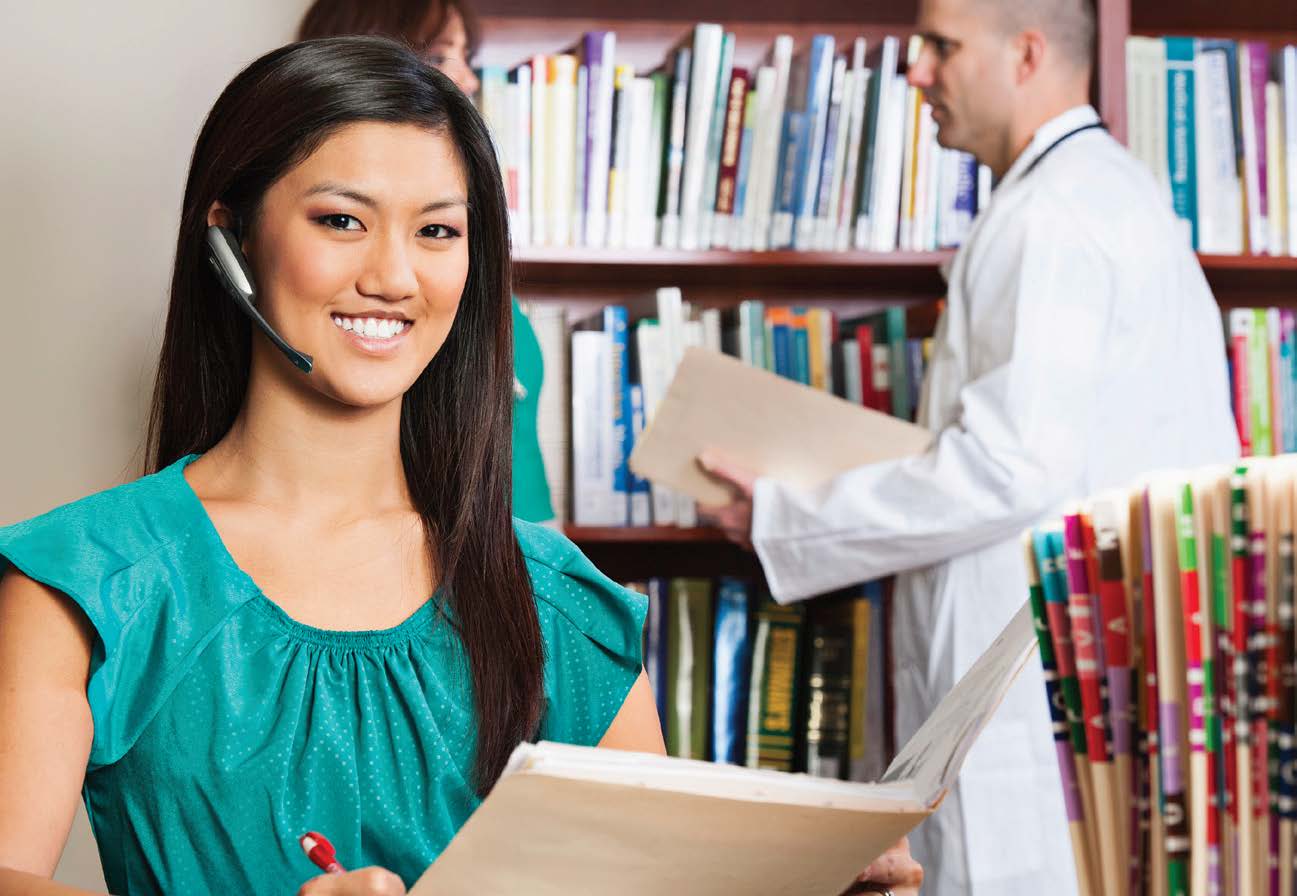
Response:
[628,346,931,507]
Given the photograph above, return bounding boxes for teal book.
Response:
[1164,36,1199,248]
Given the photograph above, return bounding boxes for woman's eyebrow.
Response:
[304,182,468,215]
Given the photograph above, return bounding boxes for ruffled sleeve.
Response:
[516,520,648,746]
[0,472,248,770]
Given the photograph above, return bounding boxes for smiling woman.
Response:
[0,36,664,896]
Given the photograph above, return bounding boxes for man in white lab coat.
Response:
[698,0,1240,893]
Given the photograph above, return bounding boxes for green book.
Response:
[1249,308,1272,455]
[666,578,714,759]
[745,596,804,771]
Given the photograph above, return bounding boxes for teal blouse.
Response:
[0,455,645,894]
[511,298,554,523]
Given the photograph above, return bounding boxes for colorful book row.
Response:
[630,576,892,781]
[477,30,986,254]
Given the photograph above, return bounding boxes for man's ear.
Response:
[1014,28,1048,85]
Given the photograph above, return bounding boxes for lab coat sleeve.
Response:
[752,195,1113,601]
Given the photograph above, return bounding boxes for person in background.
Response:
[699,0,1240,894]
[300,0,555,525]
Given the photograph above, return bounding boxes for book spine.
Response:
[817,57,851,251]
[698,32,735,247]
[679,24,724,251]
[747,598,803,771]
[1285,47,1297,256]
[886,306,910,420]
[1230,309,1254,455]
[573,64,588,249]
[712,66,750,249]
[659,47,692,250]
[628,384,652,526]
[730,84,758,249]
[1250,308,1273,455]
[604,306,631,525]
[1165,37,1199,249]
[792,36,835,249]
[570,330,614,525]
[646,578,669,734]
[711,578,752,765]
[606,64,635,250]
[511,64,533,251]
[584,31,616,250]
[529,55,548,247]
[805,607,854,779]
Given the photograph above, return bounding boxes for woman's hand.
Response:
[297,867,406,896]
[840,837,924,896]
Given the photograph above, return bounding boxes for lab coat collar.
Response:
[996,104,1102,192]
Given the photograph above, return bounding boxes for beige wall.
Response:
[1,2,312,888]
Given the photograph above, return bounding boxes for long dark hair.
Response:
[146,36,541,794]
[297,0,481,58]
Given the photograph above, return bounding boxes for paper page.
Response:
[628,346,932,506]
[881,599,1040,806]
[410,773,928,896]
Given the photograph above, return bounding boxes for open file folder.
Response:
[411,600,1040,895]
[627,346,933,506]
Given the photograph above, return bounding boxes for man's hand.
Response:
[696,451,757,550]
[840,838,924,895]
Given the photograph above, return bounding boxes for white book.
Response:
[411,598,1043,896]
[606,64,636,249]
[679,24,725,250]
[1125,36,1171,201]
[546,55,578,248]
[529,57,548,247]
[1194,45,1244,254]
[734,64,777,251]
[570,330,617,526]
[750,36,795,252]
[841,340,862,404]
[1238,42,1267,254]
[820,56,854,250]
[511,66,532,251]
[837,67,870,250]
[1266,82,1288,257]
[697,32,735,248]
[626,77,659,250]
[521,303,568,523]
[869,74,908,251]
[584,31,617,250]
[1285,46,1297,256]
[572,64,588,249]
[634,321,675,525]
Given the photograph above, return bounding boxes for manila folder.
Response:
[628,346,932,506]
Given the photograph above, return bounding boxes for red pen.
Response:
[299,831,346,874]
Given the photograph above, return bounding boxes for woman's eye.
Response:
[420,224,461,239]
[317,214,362,231]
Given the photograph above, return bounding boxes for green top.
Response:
[511,298,554,522]
[0,454,644,894]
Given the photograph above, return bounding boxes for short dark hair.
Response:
[148,36,541,795]
[988,0,1095,72]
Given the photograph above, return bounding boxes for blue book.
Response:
[731,90,757,241]
[907,338,925,417]
[791,309,811,386]
[1164,36,1199,248]
[627,384,652,525]
[770,312,793,380]
[711,578,752,764]
[646,578,669,734]
[603,306,631,523]
[791,35,835,249]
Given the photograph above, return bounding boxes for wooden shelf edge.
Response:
[564,524,734,543]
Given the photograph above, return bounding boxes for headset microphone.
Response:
[204,225,314,374]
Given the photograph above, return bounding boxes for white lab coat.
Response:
[751,105,1240,895]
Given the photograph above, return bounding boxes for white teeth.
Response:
[332,314,408,339]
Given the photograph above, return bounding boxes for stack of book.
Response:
[628,576,892,782]
[477,30,986,253]
[1023,458,1297,895]
[521,294,931,527]
[1227,307,1297,457]
[1127,37,1296,256]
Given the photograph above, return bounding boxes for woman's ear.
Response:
[206,200,235,230]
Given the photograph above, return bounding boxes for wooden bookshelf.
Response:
[480,0,1297,577]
